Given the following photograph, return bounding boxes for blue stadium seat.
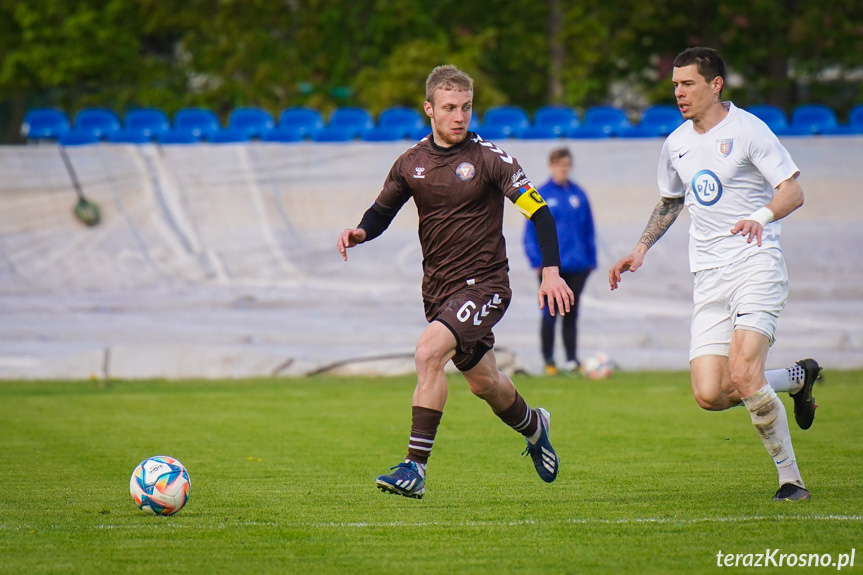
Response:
[535,106,580,130]
[278,107,324,139]
[21,108,71,141]
[410,124,432,141]
[566,125,611,139]
[361,125,410,142]
[260,126,305,142]
[567,105,631,138]
[157,130,203,144]
[476,124,513,140]
[849,104,863,135]
[521,124,564,139]
[311,125,359,142]
[72,108,121,140]
[123,108,170,140]
[58,131,102,146]
[619,105,684,138]
[522,106,579,139]
[108,130,152,144]
[228,107,275,139]
[363,107,423,140]
[481,106,529,138]
[361,107,418,141]
[790,104,847,135]
[209,129,252,143]
[379,107,424,133]
[325,107,374,139]
[173,108,221,140]
[746,105,794,135]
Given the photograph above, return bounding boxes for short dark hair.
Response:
[673,47,726,87]
[549,147,572,164]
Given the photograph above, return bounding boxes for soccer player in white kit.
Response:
[609,47,821,501]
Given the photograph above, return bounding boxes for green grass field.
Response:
[1,370,860,574]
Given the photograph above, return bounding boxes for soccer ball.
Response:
[130,456,191,516]
[580,352,614,380]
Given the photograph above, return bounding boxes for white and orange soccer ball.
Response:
[130,456,191,516]
[580,352,614,380]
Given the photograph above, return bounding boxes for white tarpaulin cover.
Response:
[1,137,861,379]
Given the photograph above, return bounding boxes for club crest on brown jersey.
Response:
[456,162,475,181]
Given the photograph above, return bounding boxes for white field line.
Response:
[4,514,861,531]
[309,514,863,529]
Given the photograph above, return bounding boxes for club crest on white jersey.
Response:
[717,138,734,157]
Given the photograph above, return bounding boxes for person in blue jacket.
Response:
[524,147,597,375]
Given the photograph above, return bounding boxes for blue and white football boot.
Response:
[376,460,426,499]
[522,408,559,483]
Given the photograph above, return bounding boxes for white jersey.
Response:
[658,102,800,272]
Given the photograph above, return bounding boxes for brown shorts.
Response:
[425,282,512,371]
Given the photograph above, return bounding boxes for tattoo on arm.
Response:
[638,197,684,249]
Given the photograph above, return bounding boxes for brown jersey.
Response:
[373,132,547,305]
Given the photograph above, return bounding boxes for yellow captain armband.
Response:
[513,185,547,218]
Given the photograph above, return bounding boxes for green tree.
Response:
[0,0,154,140]
[601,0,863,113]
[353,33,508,116]
[2,0,861,143]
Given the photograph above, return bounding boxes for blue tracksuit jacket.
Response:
[523,178,596,273]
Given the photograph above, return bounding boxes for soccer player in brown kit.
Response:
[337,65,574,498]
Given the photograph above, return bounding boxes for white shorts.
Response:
[690,249,789,361]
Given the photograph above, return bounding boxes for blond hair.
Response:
[425,65,473,105]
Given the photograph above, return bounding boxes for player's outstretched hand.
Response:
[731,219,763,247]
[538,266,574,317]
[608,245,647,291]
[337,228,367,261]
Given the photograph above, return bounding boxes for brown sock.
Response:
[494,392,538,438]
[406,405,443,465]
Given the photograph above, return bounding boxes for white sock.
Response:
[407,459,427,479]
[765,365,805,394]
[527,410,544,445]
[786,364,806,394]
[741,385,804,488]
[764,368,790,392]
[778,460,803,488]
